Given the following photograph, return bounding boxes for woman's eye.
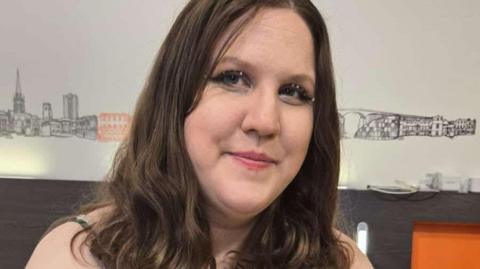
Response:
[210,70,251,89]
[279,83,314,105]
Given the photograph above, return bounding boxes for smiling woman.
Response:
[26,1,372,268]
[185,9,315,225]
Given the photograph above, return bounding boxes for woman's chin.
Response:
[211,192,271,223]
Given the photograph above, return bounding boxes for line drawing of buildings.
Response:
[339,108,476,140]
[1,69,41,137]
[63,93,79,120]
[0,70,475,142]
[0,69,100,140]
[13,69,25,114]
[42,102,53,121]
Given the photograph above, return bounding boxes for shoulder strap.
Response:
[72,214,92,229]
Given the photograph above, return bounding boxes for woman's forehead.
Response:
[213,8,316,84]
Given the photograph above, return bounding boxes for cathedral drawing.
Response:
[0,69,130,141]
[0,70,476,142]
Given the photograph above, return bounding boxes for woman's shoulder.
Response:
[25,209,108,269]
[334,229,375,269]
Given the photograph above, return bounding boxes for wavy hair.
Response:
[64,0,351,268]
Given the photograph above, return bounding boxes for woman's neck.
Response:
[207,211,256,268]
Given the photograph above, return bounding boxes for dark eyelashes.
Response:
[210,70,251,87]
[210,70,314,104]
[279,83,314,103]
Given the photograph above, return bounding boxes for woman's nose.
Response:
[240,88,281,138]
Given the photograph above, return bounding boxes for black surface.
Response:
[339,190,480,269]
[1,178,480,269]
[0,178,96,269]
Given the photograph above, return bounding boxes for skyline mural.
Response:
[0,69,131,142]
[0,70,477,142]
[339,109,476,140]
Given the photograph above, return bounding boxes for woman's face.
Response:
[185,8,315,223]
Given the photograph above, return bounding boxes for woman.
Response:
[27,0,373,268]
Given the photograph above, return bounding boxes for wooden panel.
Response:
[0,178,96,269]
[1,178,480,269]
[338,191,480,269]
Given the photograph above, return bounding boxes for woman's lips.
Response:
[228,151,276,170]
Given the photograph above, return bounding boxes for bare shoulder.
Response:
[26,210,108,269]
[334,229,375,269]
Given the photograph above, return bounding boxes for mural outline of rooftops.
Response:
[1,70,475,142]
[339,108,476,140]
[0,69,131,142]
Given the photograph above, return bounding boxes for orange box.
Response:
[411,222,480,269]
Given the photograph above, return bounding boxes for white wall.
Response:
[315,0,480,188]
[0,0,187,180]
[0,0,478,188]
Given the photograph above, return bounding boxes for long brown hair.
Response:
[68,0,351,268]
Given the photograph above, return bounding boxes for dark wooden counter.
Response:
[339,190,480,269]
[1,178,480,269]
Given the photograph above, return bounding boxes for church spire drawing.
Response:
[13,68,25,113]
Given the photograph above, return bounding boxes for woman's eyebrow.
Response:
[218,56,315,88]
[217,56,255,71]
[289,74,315,90]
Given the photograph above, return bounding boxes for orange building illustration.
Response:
[97,113,131,142]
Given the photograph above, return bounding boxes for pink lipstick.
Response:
[229,151,276,170]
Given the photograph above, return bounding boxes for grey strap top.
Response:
[69,215,107,269]
[72,214,92,229]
